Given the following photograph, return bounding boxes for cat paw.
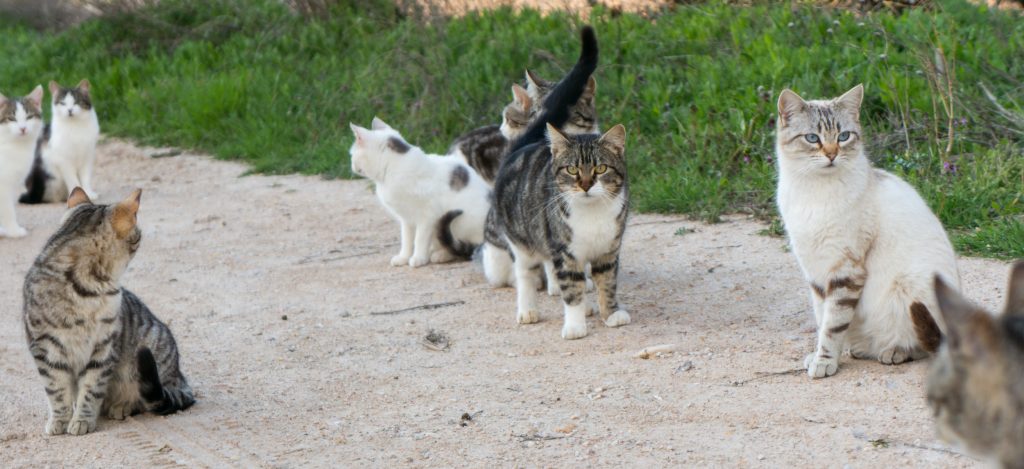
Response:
[804,353,839,379]
[107,403,132,420]
[604,310,631,327]
[517,309,540,325]
[878,347,914,365]
[561,320,588,340]
[408,255,430,268]
[44,418,69,436]
[586,278,594,292]
[546,282,560,296]
[390,254,410,267]
[67,418,96,436]
[430,250,455,264]
[1,225,27,238]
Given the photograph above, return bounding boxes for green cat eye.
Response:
[594,164,608,174]
[804,134,820,144]
[838,131,851,142]
[566,166,579,175]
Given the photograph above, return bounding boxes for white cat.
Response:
[349,117,490,267]
[0,85,45,238]
[28,80,101,203]
[775,84,960,378]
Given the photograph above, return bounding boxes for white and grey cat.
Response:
[0,85,45,238]
[350,117,490,267]
[775,84,960,378]
[21,79,100,204]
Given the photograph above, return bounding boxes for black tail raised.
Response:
[437,209,476,260]
[137,348,195,415]
[20,123,51,204]
[507,26,599,155]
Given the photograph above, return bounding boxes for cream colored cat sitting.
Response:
[775,84,960,378]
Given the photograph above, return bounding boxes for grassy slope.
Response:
[0,0,1020,258]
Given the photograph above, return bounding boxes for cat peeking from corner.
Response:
[0,85,44,238]
[775,84,960,378]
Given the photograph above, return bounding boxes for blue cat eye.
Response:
[804,134,820,144]
[838,131,851,142]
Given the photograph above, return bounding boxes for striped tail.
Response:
[137,348,195,415]
[437,209,476,260]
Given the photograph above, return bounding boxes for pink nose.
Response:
[18,128,26,135]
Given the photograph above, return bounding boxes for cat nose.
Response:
[822,145,839,161]
[579,178,594,192]
[18,127,26,134]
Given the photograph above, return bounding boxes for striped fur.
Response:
[23,189,194,436]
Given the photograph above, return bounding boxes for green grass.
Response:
[0,0,1020,258]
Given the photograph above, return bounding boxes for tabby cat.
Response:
[486,26,631,340]
[23,188,194,436]
[927,263,1024,469]
[775,84,959,378]
[0,85,44,238]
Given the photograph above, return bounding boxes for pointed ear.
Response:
[546,123,570,156]
[835,83,863,111]
[777,89,806,128]
[583,76,597,98]
[77,79,90,93]
[67,187,92,209]
[934,275,982,349]
[598,124,627,156]
[0,91,7,103]
[112,189,141,238]
[350,123,368,145]
[48,81,60,96]
[511,84,531,110]
[525,69,543,90]
[371,116,390,131]
[27,85,43,107]
[1004,261,1024,317]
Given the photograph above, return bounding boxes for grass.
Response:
[0,0,1020,258]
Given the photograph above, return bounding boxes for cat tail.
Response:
[507,25,598,155]
[437,209,476,260]
[137,347,196,415]
[19,123,51,204]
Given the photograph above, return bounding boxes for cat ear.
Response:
[371,116,391,131]
[0,91,6,103]
[77,79,90,93]
[835,84,863,111]
[777,89,806,128]
[67,187,92,209]
[546,123,570,156]
[112,189,141,238]
[583,76,597,98]
[1003,261,1024,317]
[525,69,545,91]
[598,124,627,157]
[27,85,43,107]
[934,275,990,350]
[48,81,60,96]
[511,84,531,110]
[349,123,368,145]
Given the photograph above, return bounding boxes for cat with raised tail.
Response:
[0,85,45,238]
[20,79,100,204]
[350,117,490,267]
[927,262,1024,469]
[775,84,960,378]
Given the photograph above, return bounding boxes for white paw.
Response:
[430,250,455,264]
[1,225,27,238]
[67,418,95,436]
[44,418,68,436]
[604,310,631,327]
[107,403,132,420]
[561,320,588,340]
[408,255,430,268]
[546,282,560,296]
[804,352,839,379]
[517,309,539,325]
[85,190,99,200]
[878,347,913,365]
[390,254,410,267]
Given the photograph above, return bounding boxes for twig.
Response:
[296,250,378,265]
[515,433,566,442]
[730,368,804,386]
[369,301,465,316]
[634,343,678,359]
[150,150,182,158]
[629,219,684,227]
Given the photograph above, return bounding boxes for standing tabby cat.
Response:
[24,188,194,436]
[21,79,100,204]
[0,85,44,238]
[927,263,1024,468]
[775,84,959,378]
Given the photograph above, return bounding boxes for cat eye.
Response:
[594,164,608,174]
[804,134,820,144]
[566,166,579,175]
[838,131,851,142]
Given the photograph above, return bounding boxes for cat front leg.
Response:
[555,254,589,339]
[591,254,630,328]
[29,338,75,435]
[390,221,414,266]
[68,339,116,435]
[53,161,83,199]
[0,189,27,238]
[806,267,865,378]
[408,223,435,267]
[510,245,541,324]
[79,156,98,199]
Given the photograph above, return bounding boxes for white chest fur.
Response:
[565,195,624,261]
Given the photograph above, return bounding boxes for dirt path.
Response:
[0,139,1008,467]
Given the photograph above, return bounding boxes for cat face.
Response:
[776,84,864,173]
[349,117,414,180]
[0,85,43,139]
[52,188,143,279]
[49,79,93,119]
[499,84,532,140]
[526,70,598,135]
[547,123,626,204]
[927,264,1024,461]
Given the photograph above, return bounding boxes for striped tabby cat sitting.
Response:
[23,188,194,436]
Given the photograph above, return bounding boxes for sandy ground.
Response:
[0,139,1012,468]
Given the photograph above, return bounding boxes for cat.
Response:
[927,262,1024,469]
[486,25,631,340]
[23,188,194,436]
[20,79,100,204]
[350,117,490,267]
[525,69,599,135]
[775,84,960,378]
[0,85,44,238]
